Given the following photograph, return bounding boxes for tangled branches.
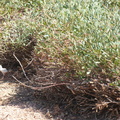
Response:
[12,53,120,120]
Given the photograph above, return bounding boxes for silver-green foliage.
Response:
[0,0,120,77]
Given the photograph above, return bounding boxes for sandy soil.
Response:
[0,106,47,120]
[0,76,50,120]
[0,72,84,120]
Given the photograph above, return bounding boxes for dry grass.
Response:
[10,57,120,120]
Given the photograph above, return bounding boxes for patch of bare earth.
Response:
[0,75,49,120]
[0,106,47,120]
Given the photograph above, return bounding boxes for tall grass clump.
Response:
[35,0,120,78]
[0,0,120,78]
[0,0,39,65]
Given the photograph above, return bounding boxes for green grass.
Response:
[0,0,120,79]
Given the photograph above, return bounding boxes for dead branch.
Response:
[12,75,70,91]
[24,58,34,69]
[13,52,30,81]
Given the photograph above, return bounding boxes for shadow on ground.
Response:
[0,74,81,120]
[1,72,109,120]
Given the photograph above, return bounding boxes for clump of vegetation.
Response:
[35,0,120,78]
[0,0,120,119]
[0,0,119,77]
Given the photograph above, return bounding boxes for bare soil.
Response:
[0,72,83,120]
[0,75,50,120]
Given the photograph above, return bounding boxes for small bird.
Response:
[0,65,8,79]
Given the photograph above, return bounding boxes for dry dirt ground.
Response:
[0,72,83,120]
[1,73,119,120]
[0,76,50,120]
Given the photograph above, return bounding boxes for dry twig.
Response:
[13,52,30,81]
[12,75,70,91]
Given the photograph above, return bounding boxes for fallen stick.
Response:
[13,52,30,82]
[12,75,70,91]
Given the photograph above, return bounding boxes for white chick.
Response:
[0,65,8,79]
